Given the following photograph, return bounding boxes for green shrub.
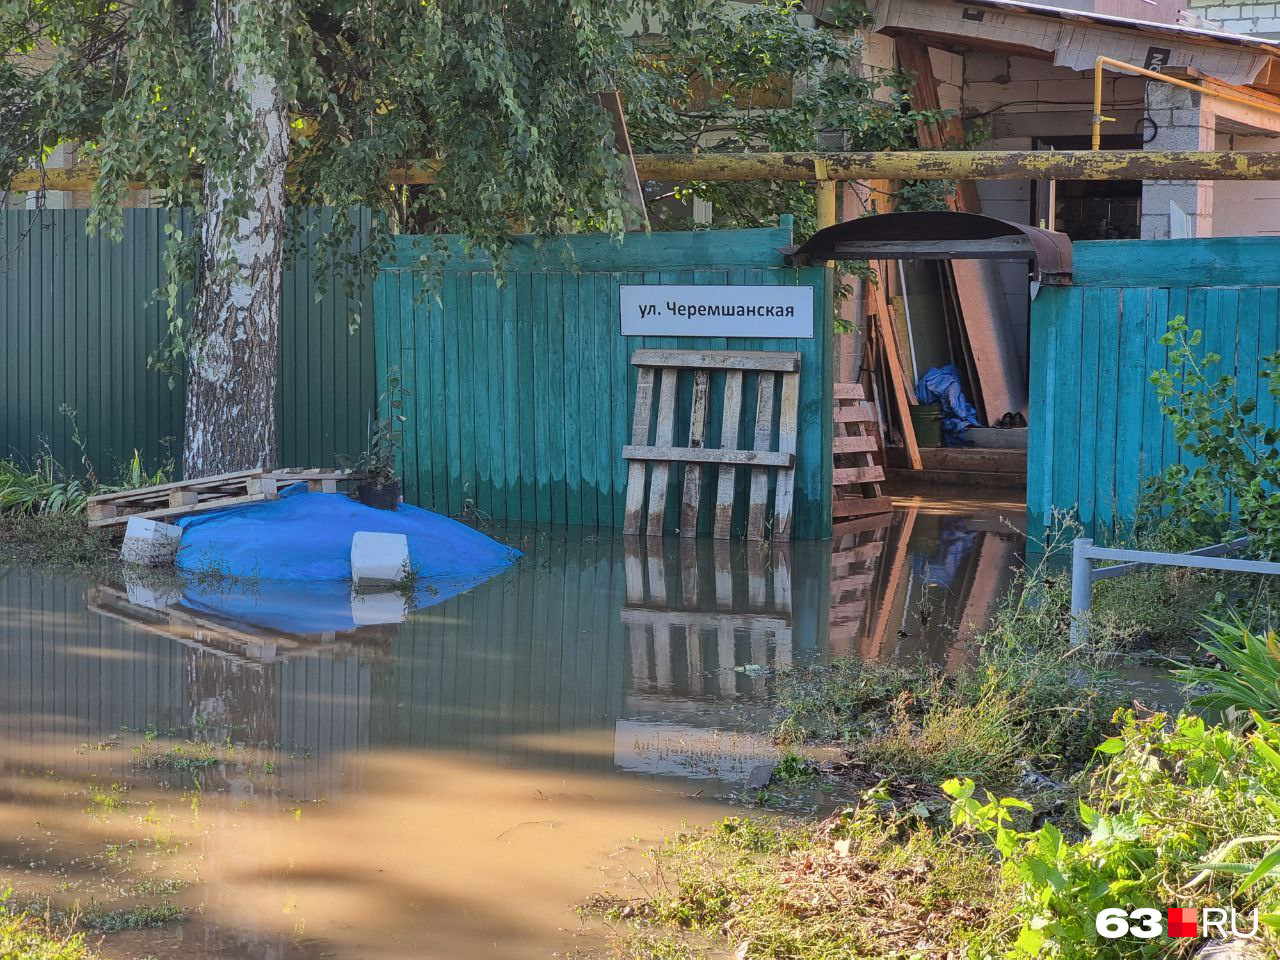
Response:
[948,711,1280,958]
[1179,617,1280,726]
[0,458,89,516]
[0,906,96,960]
[773,565,1137,789]
[1146,314,1280,558]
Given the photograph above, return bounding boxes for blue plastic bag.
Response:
[915,365,981,446]
[175,484,520,582]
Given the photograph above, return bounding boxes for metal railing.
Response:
[1069,536,1280,642]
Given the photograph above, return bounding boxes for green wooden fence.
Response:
[375,226,833,538]
[0,208,376,477]
[1028,237,1280,538]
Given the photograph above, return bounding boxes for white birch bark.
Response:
[183,0,288,477]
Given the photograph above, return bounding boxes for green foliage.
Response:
[132,739,223,776]
[771,749,818,784]
[947,711,1280,958]
[0,900,96,960]
[345,368,408,484]
[594,808,1002,960]
[76,904,184,933]
[2,0,708,364]
[622,0,943,236]
[774,565,1137,788]
[1179,617,1280,726]
[0,457,89,516]
[1146,314,1280,558]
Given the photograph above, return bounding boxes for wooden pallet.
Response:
[86,468,358,528]
[622,349,801,541]
[621,537,792,696]
[832,383,893,520]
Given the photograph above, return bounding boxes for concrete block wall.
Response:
[962,51,1146,142]
[1184,0,1280,37]
[929,47,964,112]
[1142,84,1216,238]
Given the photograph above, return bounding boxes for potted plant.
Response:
[350,371,407,510]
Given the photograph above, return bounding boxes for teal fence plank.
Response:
[1072,236,1280,288]
[1030,237,1280,539]
[1,208,376,477]
[377,228,833,538]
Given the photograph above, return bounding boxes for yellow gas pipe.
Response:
[1092,55,1280,150]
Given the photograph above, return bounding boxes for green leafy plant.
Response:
[0,457,90,516]
[346,370,408,485]
[0,892,97,960]
[1146,314,1280,557]
[1178,616,1280,725]
[947,711,1280,957]
[623,0,947,237]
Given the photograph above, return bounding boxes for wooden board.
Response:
[631,349,801,372]
[897,35,1026,420]
[867,274,923,471]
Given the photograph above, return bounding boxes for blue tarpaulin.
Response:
[915,365,981,447]
[174,484,520,582]
[173,574,496,634]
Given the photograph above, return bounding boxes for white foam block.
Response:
[120,516,184,566]
[124,574,182,610]
[350,531,411,585]
[350,591,409,626]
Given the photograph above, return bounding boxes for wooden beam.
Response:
[867,267,924,472]
[17,151,1280,194]
[598,90,650,231]
[896,35,984,213]
[637,151,1280,183]
[831,238,1036,259]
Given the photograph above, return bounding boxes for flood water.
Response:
[0,495,1024,960]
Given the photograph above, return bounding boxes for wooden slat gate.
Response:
[1030,236,1280,539]
[376,226,833,538]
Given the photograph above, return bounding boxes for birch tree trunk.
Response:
[183,0,288,478]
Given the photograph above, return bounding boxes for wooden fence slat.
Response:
[713,371,745,539]
[680,369,711,537]
[645,369,678,536]
[773,371,801,540]
[747,373,777,540]
[622,366,655,534]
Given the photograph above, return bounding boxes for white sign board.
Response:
[613,720,779,782]
[620,284,814,338]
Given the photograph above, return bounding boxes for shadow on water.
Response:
[0,498,1024,960]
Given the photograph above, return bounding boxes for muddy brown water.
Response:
[0,497,1025,959]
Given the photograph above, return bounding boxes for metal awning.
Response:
[780,211,1073,283]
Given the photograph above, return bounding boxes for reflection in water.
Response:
[0,502,1023,959]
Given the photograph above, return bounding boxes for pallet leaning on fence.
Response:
[622,349,801,541]
[831,382,892,520]
[86,468,358,528]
